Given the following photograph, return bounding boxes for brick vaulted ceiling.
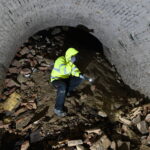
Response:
[0,0,150,97]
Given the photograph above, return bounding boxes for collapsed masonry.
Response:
[0,27,149,150]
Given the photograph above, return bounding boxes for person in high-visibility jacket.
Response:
[50,48,84,117]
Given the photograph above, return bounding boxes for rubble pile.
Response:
[0,26,149,150]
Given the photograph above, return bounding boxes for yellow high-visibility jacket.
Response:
[50,48,81,82]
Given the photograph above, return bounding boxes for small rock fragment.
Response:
[20,141,30,150]
[131,107,142,119]
[98,110,107,117]
[101,135,111,149]
[30,49,36,55]
[145,114,150,123]
[20,68,31,75]
[90,85,96,91]
[8,67,20,74]
[17,74,28,83]
[12,60,21,67]
[141,136,148,145]
[0,123,9,129]
[30,129,43,143]
[38,66,48,71]
[26,81,35,87]
[114,102,123,109]
[118,116,132,125]
[5,79,20,87]
[137,121,148,134]
[110,141,117,150]
[90,139,104,150]
[80,94,88,100]
[146,136,150,145]
[85,128,102,135]
[21,84,28,90]
[27,53,33,58]
[19,47,29,55]
[68,140,83,147]
[14,107,27,116]
[3,92,21,112]
[24,102,37,110]
[16,113,34,129]
[132,114,141,125]
[76,145,86,150]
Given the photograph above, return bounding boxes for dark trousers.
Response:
[52,77,83,111]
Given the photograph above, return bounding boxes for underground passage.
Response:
[0,0,150,150]
[0,26,149,150]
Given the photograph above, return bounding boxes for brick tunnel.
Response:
[0,0,150,98]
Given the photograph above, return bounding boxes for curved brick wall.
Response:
[0,0,150,97]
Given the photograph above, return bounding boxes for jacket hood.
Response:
[65,48,79,62]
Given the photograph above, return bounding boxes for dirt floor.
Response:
[0,26,150,150]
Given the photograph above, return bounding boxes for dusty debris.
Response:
[0,26,149,150]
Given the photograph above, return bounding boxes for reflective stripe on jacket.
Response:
[50,48,81,82]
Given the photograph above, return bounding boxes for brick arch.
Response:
[0,0,150,97]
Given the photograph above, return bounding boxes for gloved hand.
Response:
[79,74,93,82]
[79,74,85,79]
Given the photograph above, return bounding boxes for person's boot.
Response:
[54,109,67,117]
